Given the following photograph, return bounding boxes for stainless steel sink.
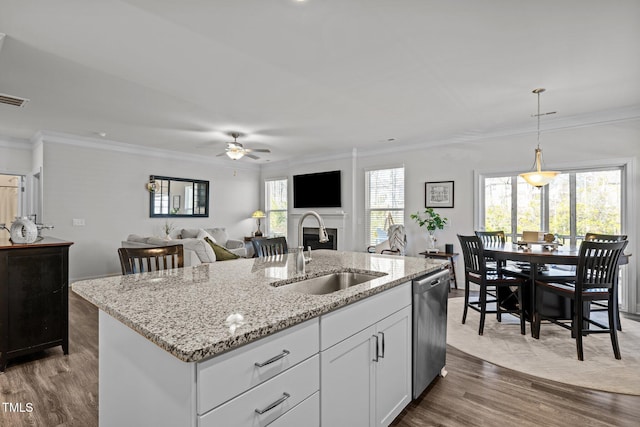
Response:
[276,271,385,295]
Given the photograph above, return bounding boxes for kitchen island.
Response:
[72,249,447,427]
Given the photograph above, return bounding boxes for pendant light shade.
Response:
[520,147,559,187]
[519,88,558,188]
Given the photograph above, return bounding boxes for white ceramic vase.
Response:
[10,216,38,244]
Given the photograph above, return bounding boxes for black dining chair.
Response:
[475,230,508,271]
[252,237,288,258]
[583,233,628,331]
[458,234,527,335]
[118,245,184,275]
[532,239,628,360]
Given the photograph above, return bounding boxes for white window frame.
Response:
[365,165,405,247]
[474,157,637,315]
[265,177,288,238]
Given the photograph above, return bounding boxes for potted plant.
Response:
[410,208,448,250]
[163,220,175,239]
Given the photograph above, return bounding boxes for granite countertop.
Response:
[71,250,446,363]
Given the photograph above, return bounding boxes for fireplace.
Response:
[303,227,338,250]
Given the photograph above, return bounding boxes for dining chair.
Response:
[584,233,628,331]
[458,234,527,335]
[118,245,185,275]
[474,230,508,271]
[532,239,628,360]
[252,237,289,258]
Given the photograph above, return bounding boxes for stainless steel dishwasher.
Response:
[412,267,449,398]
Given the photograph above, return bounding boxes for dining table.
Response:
[482,243,630,334]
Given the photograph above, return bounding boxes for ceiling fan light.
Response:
[226,149,244,160]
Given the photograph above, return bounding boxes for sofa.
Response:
[122,227,248,266]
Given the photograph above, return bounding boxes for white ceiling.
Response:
[1,0,639,163]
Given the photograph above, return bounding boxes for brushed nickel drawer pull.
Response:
[254,349,290,367]
[255,392,291,414]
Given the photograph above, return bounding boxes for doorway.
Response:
[0,174,22,227]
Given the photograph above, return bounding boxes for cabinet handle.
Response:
[254,349,290,367]
[372,335,379,362]
[255,392,291,414]
[379,332,385,358]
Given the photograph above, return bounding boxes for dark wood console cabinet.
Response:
[0,237,73,371]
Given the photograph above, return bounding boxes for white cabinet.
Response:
[199,355,319,427]
[99,312,320,427]
[320,283,412,427]
[321,325,376,427]
[374,307,412,426]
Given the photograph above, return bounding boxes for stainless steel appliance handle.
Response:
[379,332,385,358]
[255,392,291,414]
[254,349,290,367]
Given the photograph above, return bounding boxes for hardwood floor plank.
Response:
[2,288,639,426]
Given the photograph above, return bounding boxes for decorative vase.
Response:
[10,216,38,244]
[428,231,437,250]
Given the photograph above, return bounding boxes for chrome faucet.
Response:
[297,211,330,249]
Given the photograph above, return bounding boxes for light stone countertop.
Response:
[71,250,446,363]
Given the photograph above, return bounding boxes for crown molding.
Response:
[35,130,260,171]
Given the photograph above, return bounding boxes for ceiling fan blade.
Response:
[245,153,260,160]
[244,148,271,153]
[216,152,227,157]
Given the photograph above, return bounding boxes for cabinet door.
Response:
[320,326,375,427]
[374,306,412,427]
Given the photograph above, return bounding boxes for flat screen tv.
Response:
[293,170,342,208]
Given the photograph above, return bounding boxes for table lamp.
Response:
[251,210,266,236]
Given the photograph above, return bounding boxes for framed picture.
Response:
[425,181,454,208]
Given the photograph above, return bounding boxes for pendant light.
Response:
[519,88,559,187]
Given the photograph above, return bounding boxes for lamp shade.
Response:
[251,210,266,219]
[519,147,559,187]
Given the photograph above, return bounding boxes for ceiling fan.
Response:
[216,133,271,160]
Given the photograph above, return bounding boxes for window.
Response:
[366,167,405,246]
[479,165,627,311]
[265,178,288,237]
[480,167,623,246]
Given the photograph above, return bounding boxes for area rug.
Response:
[447,297,640,395]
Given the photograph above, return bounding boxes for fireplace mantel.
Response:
[290,211,348,250]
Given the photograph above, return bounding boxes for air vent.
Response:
[0,93,30,107]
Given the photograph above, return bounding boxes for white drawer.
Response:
[269,391,319,427]
[320,281,411,350]
[198,354,319,427]
[197,318,319,414]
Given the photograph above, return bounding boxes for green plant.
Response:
[163,220,175,237]
[410,208,448,232]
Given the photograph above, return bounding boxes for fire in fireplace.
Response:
[303,227,337,250]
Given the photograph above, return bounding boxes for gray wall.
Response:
[38,133,261,280]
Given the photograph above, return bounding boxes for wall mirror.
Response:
[149,175,209,218]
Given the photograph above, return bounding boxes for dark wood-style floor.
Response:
[1,290,639,426]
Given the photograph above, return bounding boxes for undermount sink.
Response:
[275,271,386,295]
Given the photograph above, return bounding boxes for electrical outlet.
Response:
[72,218,85,226]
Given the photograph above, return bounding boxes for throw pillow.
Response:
[181,228,200,239]
[196,228,216,243]
[204,237,240,261]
